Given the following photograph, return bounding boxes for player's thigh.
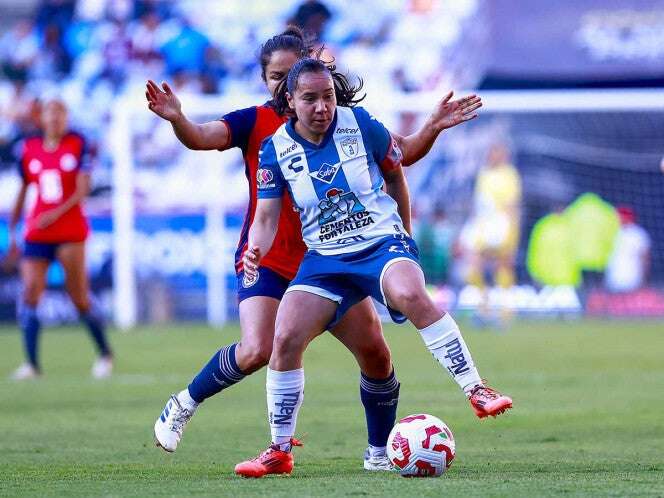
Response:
[329,297,392,378]
[19,258,50,305]
[272,290,337,362]
[237,295,280,371]
[383,260,440,328]
[56,242,90,308]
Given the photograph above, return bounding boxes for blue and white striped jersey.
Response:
[257,106,406,255]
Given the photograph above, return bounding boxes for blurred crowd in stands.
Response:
[0,0,481,172]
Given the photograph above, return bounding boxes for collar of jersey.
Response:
[285,110,338,150]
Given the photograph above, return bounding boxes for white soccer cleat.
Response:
[91,356,113,379]
[363,447,394,471]
[154,395,196,452]
[10,363,40,381]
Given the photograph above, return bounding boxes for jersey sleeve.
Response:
[220,106,257,152]
[71,132,92,172]
[256,138,286,199]
[353,107,403,173]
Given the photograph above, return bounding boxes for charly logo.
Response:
[28,159,42,174]
[256,168,274,188]
[60,153,78,172]
[340,137,358,157]
[242,269,260,288]
[309,162,341,184]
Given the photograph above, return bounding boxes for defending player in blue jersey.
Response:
[235,58,513,478]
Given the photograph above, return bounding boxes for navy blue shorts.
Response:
[287,235,420,327]
[22,241,60,261]
[237,266,291,303]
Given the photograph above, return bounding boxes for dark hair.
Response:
[259,26,311,82]
[274,57,365,115]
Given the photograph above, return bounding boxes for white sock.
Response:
[367,445,387,457]
[418,314,483,396]
[266,368,305,451]
[178,389,199,411]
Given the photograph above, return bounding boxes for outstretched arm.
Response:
[383,165,412,235]
[395,91,482,166]
[243,198,283,278]
[145,80,230,151]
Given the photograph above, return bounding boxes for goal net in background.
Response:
[1,89,663,328]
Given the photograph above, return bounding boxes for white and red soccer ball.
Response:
[386,414,455,477]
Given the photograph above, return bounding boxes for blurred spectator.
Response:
[290,0,332,42]
[526,208,581,287]
[160,18,210,77]
[0,20,39,81]
[35,0,76,31]
[415,206,454,285]
[565,192,620,286]
[88,19,133,93]
[31,23,72,81]
[605,206,651,293]
[463,143,522,290]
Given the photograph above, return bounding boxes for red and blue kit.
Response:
[18,132,90,244]
[221,103,307,291]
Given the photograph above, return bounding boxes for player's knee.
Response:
[71,296,90,313]
[22,285,41,307]
[238,343,272,372]
[272,325,306,361]
[361,342,392,379]
[389,286,425,313]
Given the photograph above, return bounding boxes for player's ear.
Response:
[286,92,295,110]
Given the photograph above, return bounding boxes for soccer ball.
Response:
[386,414,455,477]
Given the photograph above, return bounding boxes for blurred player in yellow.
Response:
[460,142,522,326]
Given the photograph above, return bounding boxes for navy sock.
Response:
[19,304,41,370]
[187,343,246,403]
[80,300,111,357]
[360,369,400,447]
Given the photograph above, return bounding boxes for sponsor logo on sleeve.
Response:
[256,168,275,189]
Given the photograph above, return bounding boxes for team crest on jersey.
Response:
[309,162,341,184]
[340,137,358,157]
[317,187,365,225]
[256,168,275,189]
[60,153,78,172]
[242,269,259,288]
[28,159,42,174]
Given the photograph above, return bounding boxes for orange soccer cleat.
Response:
[234,438,303,478]
[469,383,513,418]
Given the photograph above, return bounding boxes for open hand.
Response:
[146,80,182,122]
[430,91,482,132]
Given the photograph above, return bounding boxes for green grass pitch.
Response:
[1,319,663,497]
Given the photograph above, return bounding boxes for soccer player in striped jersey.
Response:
[147,27,482,470]
[8,99,113,380]
[234,58,511,477]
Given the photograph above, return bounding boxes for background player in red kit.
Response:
[8,99,113,380]
[148,27,482,469]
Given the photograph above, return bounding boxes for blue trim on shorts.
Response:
[22,241,60,261]
[236,266,290,303]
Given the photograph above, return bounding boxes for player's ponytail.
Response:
[259,26,312,82]
[273,57,365,115]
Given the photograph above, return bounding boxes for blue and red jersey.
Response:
[18,132,90,243]
[222,102,306,280]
